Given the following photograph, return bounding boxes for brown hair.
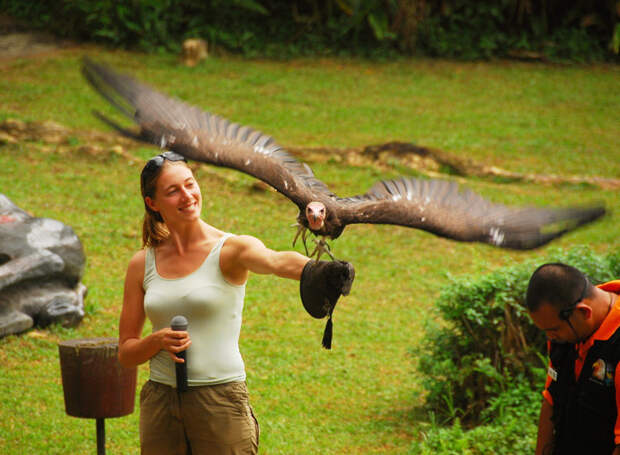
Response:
[140,152,188,248]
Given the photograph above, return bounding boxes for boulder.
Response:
[0,194,86,337]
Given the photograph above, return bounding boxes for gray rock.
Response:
[0,194,86,337]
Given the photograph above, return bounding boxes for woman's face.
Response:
[146,162,202,223]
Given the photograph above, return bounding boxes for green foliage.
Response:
[0,0,274,53]
[412,399,539,454]
[1,0,618,60]
[415,246,620,425]
[544,27,608,62]
[417,1,511,60]
[416,0,618,62]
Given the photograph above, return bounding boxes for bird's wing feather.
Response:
[81,58,334,207]
[336,177,605,249]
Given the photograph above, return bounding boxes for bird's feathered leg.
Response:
[292,223,311,257]
[292,224,334,259]
[292,223,304,247]
[309,237,336,261]
[302,228,311,257]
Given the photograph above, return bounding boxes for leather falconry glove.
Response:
[300,260,355,349]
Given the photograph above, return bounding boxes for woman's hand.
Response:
[157,328,192,363]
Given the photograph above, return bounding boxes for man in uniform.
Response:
[526,263,620,455]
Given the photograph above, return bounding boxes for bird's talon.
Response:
[307,237,334,261]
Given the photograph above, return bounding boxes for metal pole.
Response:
[96,418,105,455]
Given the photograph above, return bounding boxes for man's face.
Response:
[529,302,581,344]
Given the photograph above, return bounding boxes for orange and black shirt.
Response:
[543,280,620,454]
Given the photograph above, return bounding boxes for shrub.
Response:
[415,246,620,425]
[1,0,618,60]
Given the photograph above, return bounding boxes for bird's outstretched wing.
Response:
[81,58,334,209]
[335,177,605,249]
[82,58,606,250]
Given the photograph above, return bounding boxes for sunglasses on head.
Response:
[558,276,589,321]
[143,151,187,174]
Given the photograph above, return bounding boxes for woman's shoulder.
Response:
[129,248,148,263]
[126,249,147,277]
[221,233,263,250]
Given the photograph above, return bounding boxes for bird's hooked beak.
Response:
[305,201,326,231]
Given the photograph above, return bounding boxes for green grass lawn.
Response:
[0,48,618,454]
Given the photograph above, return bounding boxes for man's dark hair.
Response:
[526,262,593,312]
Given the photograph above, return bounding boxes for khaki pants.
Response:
[140,380,259,455]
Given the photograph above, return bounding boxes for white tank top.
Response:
[143,233,246,387]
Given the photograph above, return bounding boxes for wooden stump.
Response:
[58,337,136,419]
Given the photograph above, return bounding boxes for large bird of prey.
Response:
[81,58,605,258]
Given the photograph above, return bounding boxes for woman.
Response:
[119,151,353,454]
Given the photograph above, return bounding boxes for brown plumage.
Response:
[81,58,606,256]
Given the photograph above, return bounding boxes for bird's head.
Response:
[305,201,326,231]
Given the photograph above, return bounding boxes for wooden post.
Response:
[96,418,105,455]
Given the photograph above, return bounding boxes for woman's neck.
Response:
[165,220,212,255]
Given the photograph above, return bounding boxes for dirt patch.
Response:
[0,14,73,59]
[288,142,620,190]
[0,32,68,58]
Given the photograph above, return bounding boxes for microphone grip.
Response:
[170,315,188,392]
[174,352,188,392]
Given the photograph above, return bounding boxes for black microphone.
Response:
[170,315,188,392]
